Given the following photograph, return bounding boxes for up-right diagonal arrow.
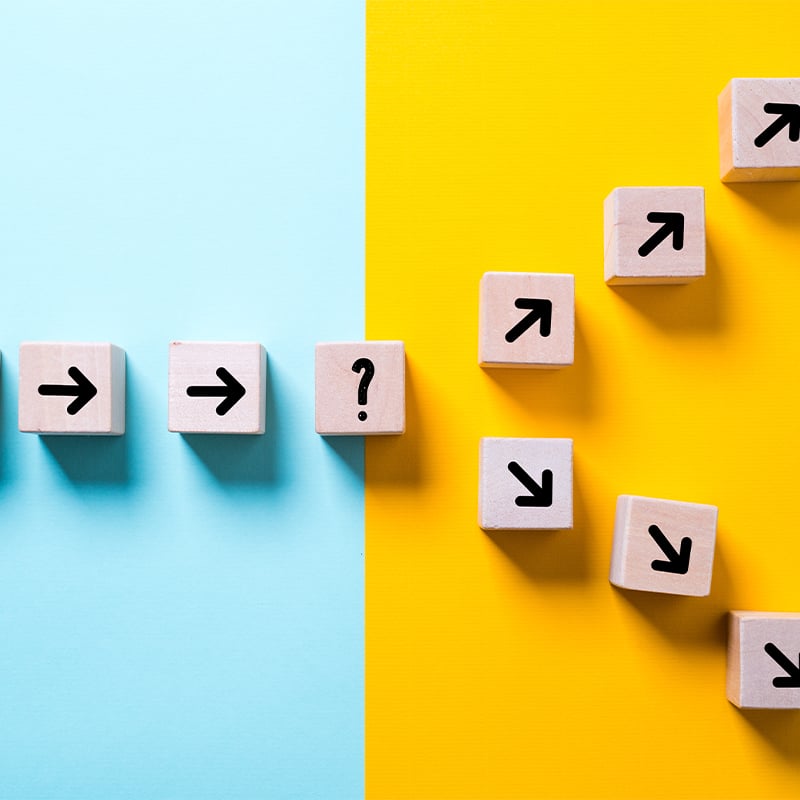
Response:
[637,212,685,257]
[504,298,552,343]
[754,102,800,148]
[764,642,800,688]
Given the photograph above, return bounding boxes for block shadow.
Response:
[480,309,594,420]
[738,708,800,763]
[484,455,593,584]
[608,238,726,335]
[611,531,735,650]
[359,354,425,487]
[723,181,800,226]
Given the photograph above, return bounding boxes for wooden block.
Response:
[728,611,800,709]
[479,272,574,369]
[609,495,717,596]
[168,342,267,434]
[18,342,126,435]
[478,437,573,530]
[604,187,705,285]
[315,341,405,435]
[719,78,800,183]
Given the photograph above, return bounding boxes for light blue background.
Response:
[0,3,363,798]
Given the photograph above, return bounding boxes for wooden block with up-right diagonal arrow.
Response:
[609,495,717,596]
[18,342,126,435]
[604,187,705,285]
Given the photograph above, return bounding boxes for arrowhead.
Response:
[637,212,685,258]
[505,298,553,343]
[764,642,800,688]
[65,366,98,415]
[507,461,553,507]
[648,524,692,575]
[214,367,246,415]
[754,103,800,148]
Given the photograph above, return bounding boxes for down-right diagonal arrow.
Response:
[764,642,800,688]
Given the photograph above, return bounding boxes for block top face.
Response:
[18,342,126,435]
[729,611,800,709]
[609,494,718,596]
[479,272,574,368]
[604,186,705,284]
[478,437,573,531]
[721,79,800,176]
[315,341,405,435]
[168,341,267,434]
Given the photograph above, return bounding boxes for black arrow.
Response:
[38,366,98,415]
[764,642,800,688]
[507,461,553,507]
[186,367,246,416]
[637,212,685,257]
[648,524,692,574]
[504,298,552,343]
[754,103,800,148]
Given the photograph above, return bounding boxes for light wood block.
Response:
[728,611,800,709]
[315,341,405,435]
[609,495,717,596]
[479,271,574,369]
[478,437,573,530]
[604,187,705,285]
[19,342,126,435]
[719,78,800,182]
[168,342,267,434]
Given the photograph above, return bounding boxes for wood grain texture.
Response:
[719,78,800,182]
[604,187,705,284]
[168,342,266,434]
[479,271,574,368]
[18,342,125,435]
[728,611,800,708]
[315,341,405,435]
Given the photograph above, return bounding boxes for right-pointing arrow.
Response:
[754,102,800,148]
[637,212,685,258]
[764,642,800,688]
[648,524,692,575]
[186,367,246,416]
[38,366,98,415]
[507,461,553,507]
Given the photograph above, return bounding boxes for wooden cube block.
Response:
[604,187,705,285]
[728,612,800,709]
[315,341,405,435]
[479,272,574,369]
[478,437,573,530]
[18,342,126,435]
[168,342,267,434]
[719,78,800,182]
[609,495,717,596]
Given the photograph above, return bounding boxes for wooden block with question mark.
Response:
[315,341,405,435]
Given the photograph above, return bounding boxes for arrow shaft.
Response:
[38,384,81,396]
[186,386,228,397]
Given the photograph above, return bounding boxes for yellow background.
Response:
[366,2,800,798]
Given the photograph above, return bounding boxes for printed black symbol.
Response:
[352,358,375,422]
[648,524,692,574]
[507,461,553,507]
[38,366,98,415]
[504,298,552,343]
[638,212,685,258]
[187,367,246,415]
[754,103,800,148]
[764,642,800,688]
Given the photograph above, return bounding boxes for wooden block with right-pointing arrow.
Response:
[604,187,705,285]
[728,611,800,709]
[719,78,800,182]
[168,341,267,434]
[18,342,126,435]
[609,495,717,596]
[478,437,573,530]
[479,272,574,368]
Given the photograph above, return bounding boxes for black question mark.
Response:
[352,358,375,421]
